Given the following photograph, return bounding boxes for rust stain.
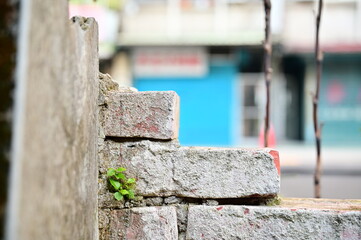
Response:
[134,122,159,133]
[269,150,281,175]
[216,206,223,211]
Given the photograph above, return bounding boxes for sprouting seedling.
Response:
[107,167,136,201]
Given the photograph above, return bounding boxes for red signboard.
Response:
[133,47,207,77]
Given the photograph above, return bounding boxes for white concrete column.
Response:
[214,0,228,36]
[167,0,181,38]
[271,0,285,35]
[356,0,361,41]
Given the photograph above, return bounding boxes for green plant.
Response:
[107,167,136,201]
[265,195,283,206]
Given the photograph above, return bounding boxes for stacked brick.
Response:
[98,87,361,240]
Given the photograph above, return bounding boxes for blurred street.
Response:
[281,174,361,199]
[278,143,361,199]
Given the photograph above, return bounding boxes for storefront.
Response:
[132,46,240,146]
[304,53,361,145]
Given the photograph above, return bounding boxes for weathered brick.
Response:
[108,206,178,240]
[174,146,280,198]
[103,91,179,139]
[99,140,280,201]
[186,199,361,240]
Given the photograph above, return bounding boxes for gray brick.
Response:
[186,200,361,240]
[174,146,280,198]
[99,140,280,200]
[108,206,178,240]
[103,91,179,139]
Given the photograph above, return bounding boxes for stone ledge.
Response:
[99,140,280,203]
[280,198,361,211]
[107,206,178,240]
[186,200,361,240]
[103,91,179,140]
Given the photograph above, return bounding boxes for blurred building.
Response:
[72,0,361,147]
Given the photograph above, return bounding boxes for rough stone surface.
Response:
[176,204,189,240]
[98,140,180,208]
[99,140,279,202]
[186,203,361,240]
[98,73,119,107]
[109,207,178,240]
[144,197,164,206]
[164,196,183,205]
[103,91,179,139]
[174,147,280,198]
[99,209,110,230]
[8,8,99,240]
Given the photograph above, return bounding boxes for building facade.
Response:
[83,0,361,146]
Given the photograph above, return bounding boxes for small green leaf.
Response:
[109,178,121,190]
[120,189,129,195]
[116,167,126,172]
[115,173,126,180]
[114,192,123,201]
[107,168,116,177]
[126,178,136,184]
[128,189,135,199]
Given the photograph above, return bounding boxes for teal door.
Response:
[319,54,361,145]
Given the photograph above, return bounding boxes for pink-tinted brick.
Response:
[186,200,361,240]
[109,207,178,240]
[103,91,179,139]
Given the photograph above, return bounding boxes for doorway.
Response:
[281,55,306,140]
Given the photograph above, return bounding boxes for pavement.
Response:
[276,142,361,174]
[280,174,361,199]
[239,140,361,173]
[275,142,361,199]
